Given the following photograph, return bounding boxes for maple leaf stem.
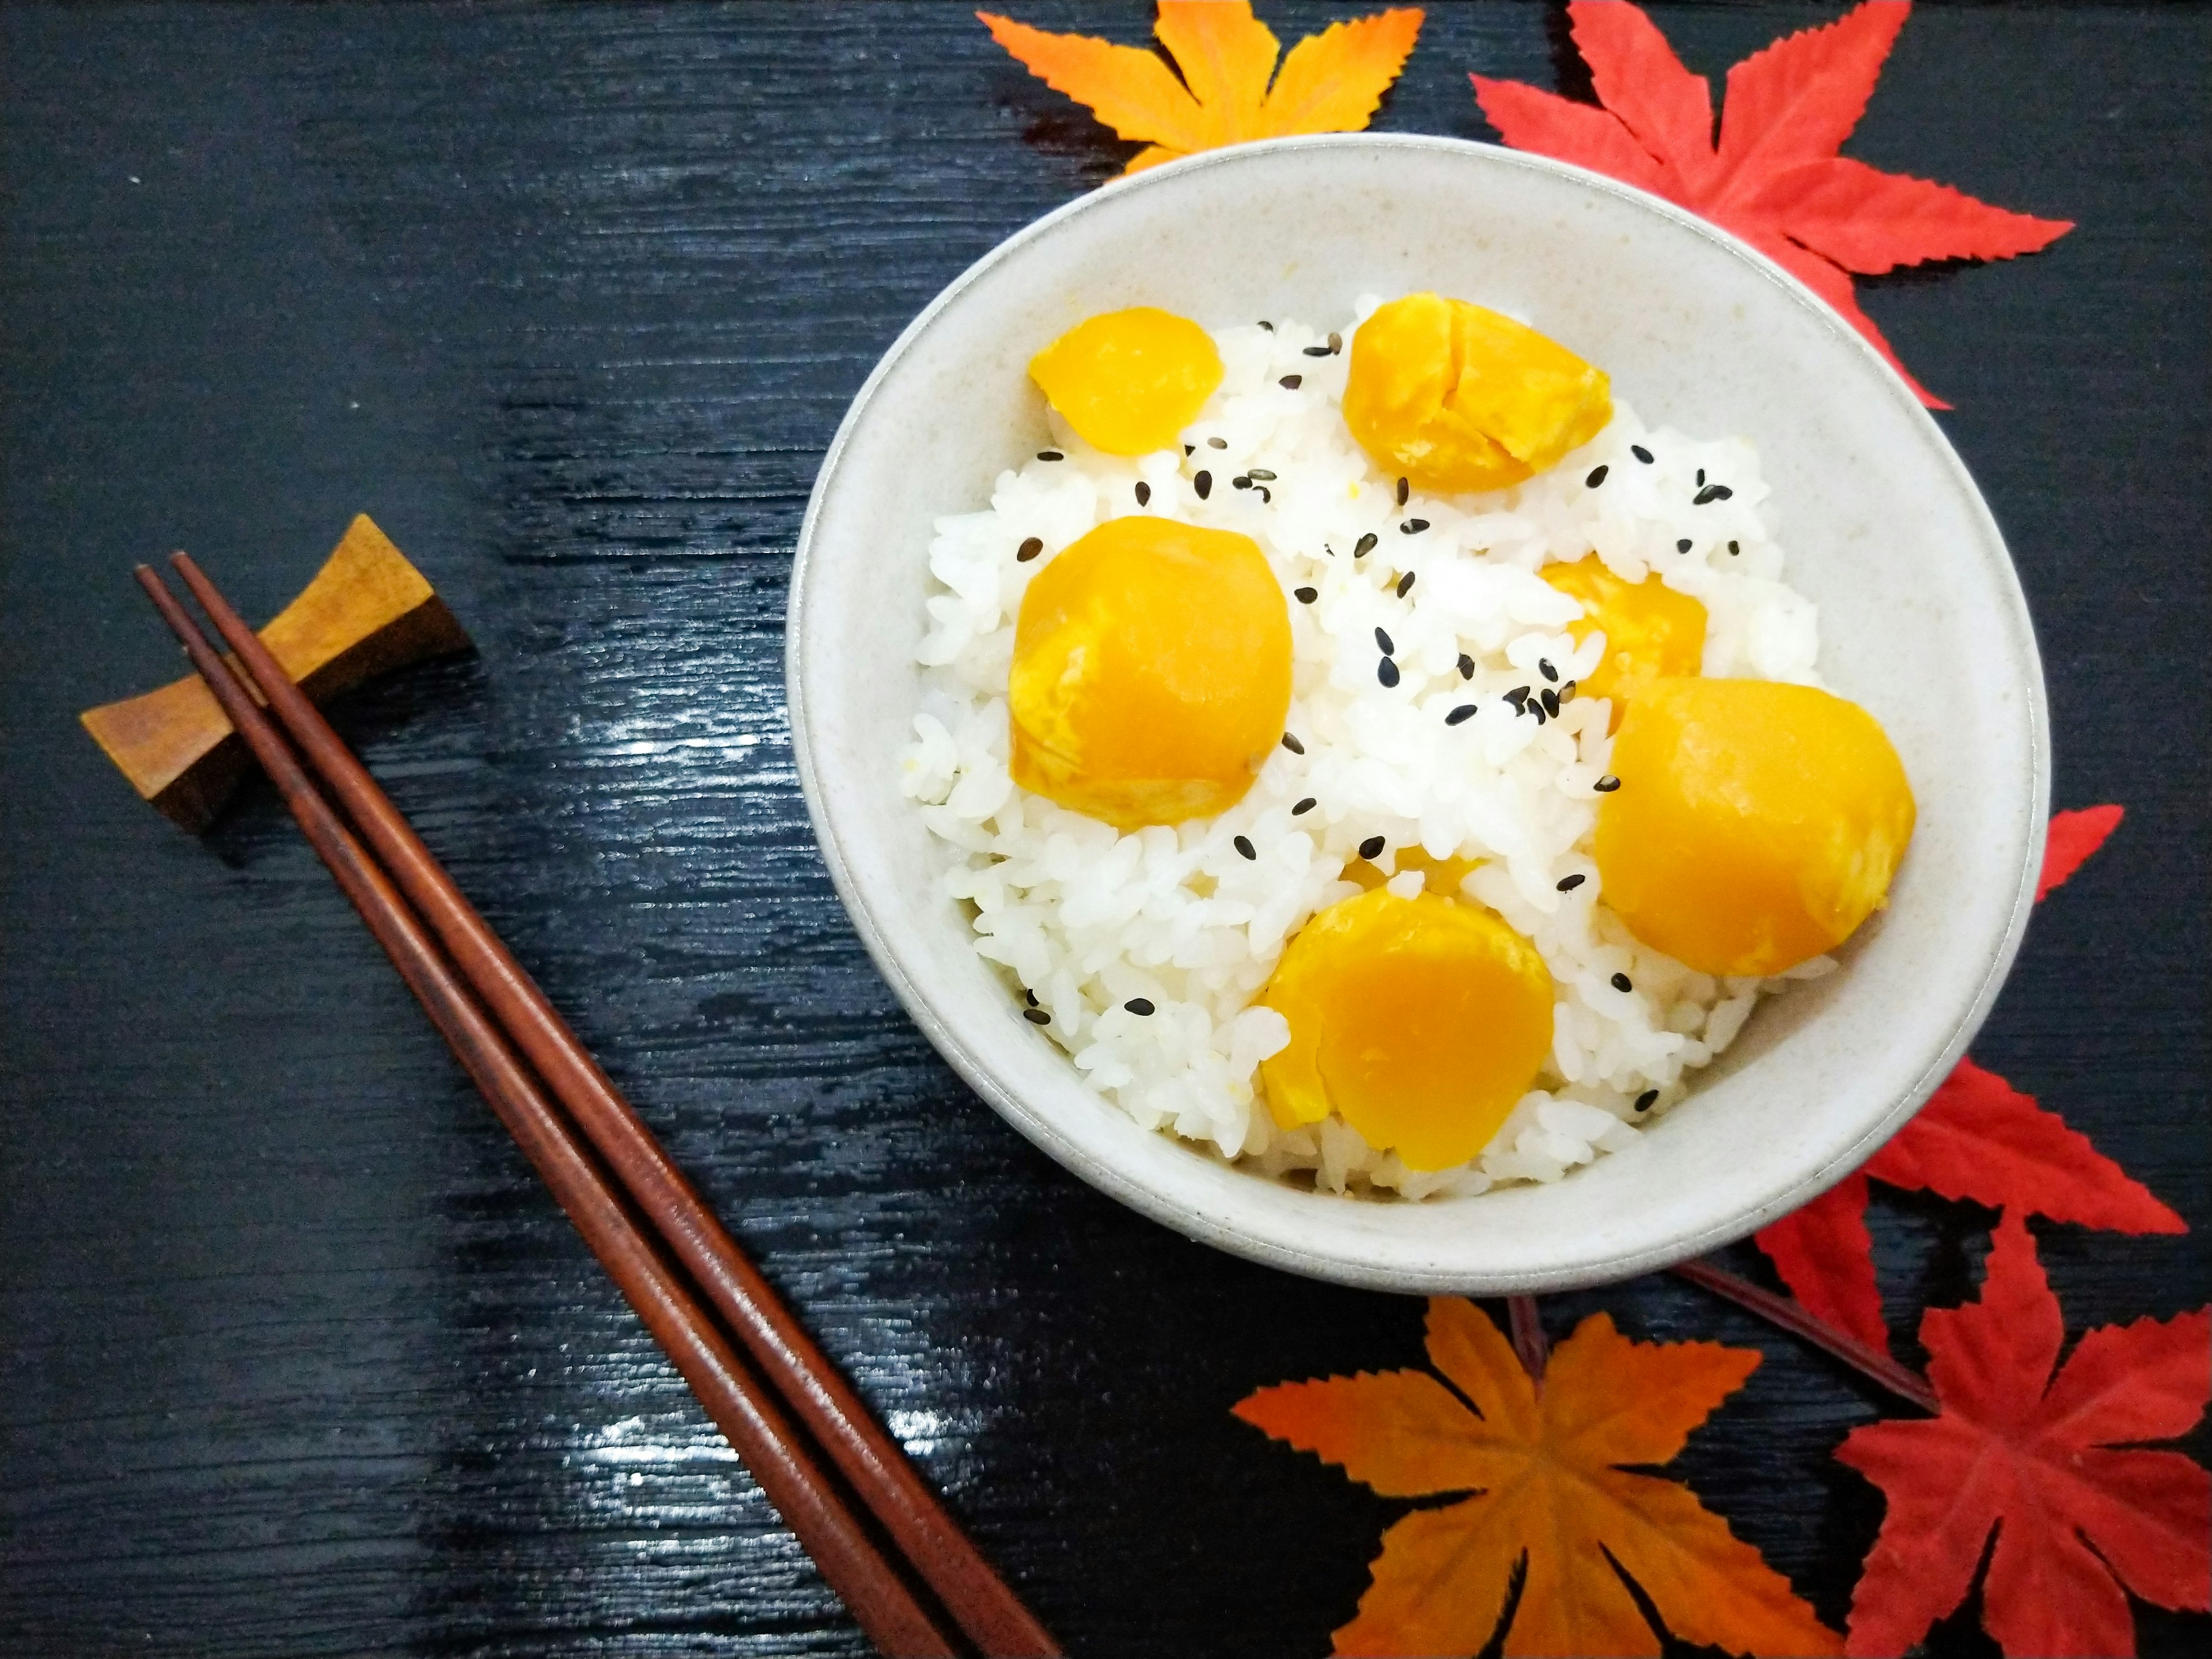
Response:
[1670,1259,1940,1413]
[1508,1294,1549,1382]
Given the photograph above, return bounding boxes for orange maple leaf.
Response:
[1235,1298,1841,1657]
[979,1,1423,175]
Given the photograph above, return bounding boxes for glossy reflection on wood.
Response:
[164,550,1056,1656]
[137,559,965,1656]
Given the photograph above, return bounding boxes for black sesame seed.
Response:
[1693,484,1731,506]
[1194,471,1213,499]
[1635,1088,1658,1112]
[1374,626,1395,654]
[1539,658,1558,683]
[1531,702,1548,725]
[1594,774,1621,792]
[1712,484,1734,501]
[1556,873,1586,892]
[1016,536,1043,562]
[1328,332,1342,353]
[1611,972,1634,993]
[1354,532,1378,558]
[1024,988,1037,1006]
[1291,797,1317,815]
[1207,436,1228,449]
[1257,321,1274,332]
[1445,703,1478,726]
[1358,835,1385,861]
[1294,585,1318,604]
[1505,685,1531,710]
[1279,374,1302,389]
[1457,653,1476,680]
[1401,518,1429,534]
[1302,343,1332,357]
[1677,538,1693,553]
[1377,658,1400,688]
[1558,679,1577,703]
[1233,475,1252,490]
[1037,449,1064,461]
[1541,688,1560,717]
[1247,468,1276,481]
[1728,540,1741,556]
[1024,1007,1051,1025]
[1255,486,1271,503]
[1586,464,1609,487]
[1184,444,1195,455]
[1396,570,1416,597]
[1126,997,1156,1015]
[1281,732,1305,755]
[1396,477,1410,506]
[1135,481,1151,506]
[1234,835,1257,861]
[1631,444,1654,464]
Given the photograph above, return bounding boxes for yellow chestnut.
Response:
[1009,516,1291,828]
[1594,677,1916,976]
[1259,888,1555,1171]
[1028,306,1224,456]
[1342,293,1612,494]
[1541,555,1709,729]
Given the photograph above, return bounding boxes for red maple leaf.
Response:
[1837,1214,2210,1656]
[1759,1060,2185,1347]
[1753,806,2182,1349]
[2037,800,2126,901]
[1753,1169,1885,1347]
[1472,1,2073,407]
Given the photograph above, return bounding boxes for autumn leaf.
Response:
[980,1,1423,175]
[1838,1214,2211,1656]
[1753,1170,1887,1350]
[2037,801,2126,900]
[1234,1298,1840,1657]
[1472,1,2072,407]
[1864,1057,2182,1234]
[1753,805,2179,1349]
[1758,1057,2186,1349]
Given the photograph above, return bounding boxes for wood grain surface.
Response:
[2,5,2206,1655]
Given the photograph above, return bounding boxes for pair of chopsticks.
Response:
[136,555,1058,1659]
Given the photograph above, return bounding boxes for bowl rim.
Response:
[786,131,2050,1293]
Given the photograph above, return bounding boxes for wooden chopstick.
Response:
[166,549,1062,1653]
[165,552,1059,1658]
[134,564,994,1659]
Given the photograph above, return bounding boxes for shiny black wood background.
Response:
[3,4,2206,1654]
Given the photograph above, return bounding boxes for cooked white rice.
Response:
[899,300,1836,1199]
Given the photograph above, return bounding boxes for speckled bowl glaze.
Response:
[787,135,2047,1294]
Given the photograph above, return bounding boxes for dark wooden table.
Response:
[3,5,2205,1654]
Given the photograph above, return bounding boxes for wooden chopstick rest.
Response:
[84,515,469,830]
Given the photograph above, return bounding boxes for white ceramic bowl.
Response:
[787,135,2047,1294]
